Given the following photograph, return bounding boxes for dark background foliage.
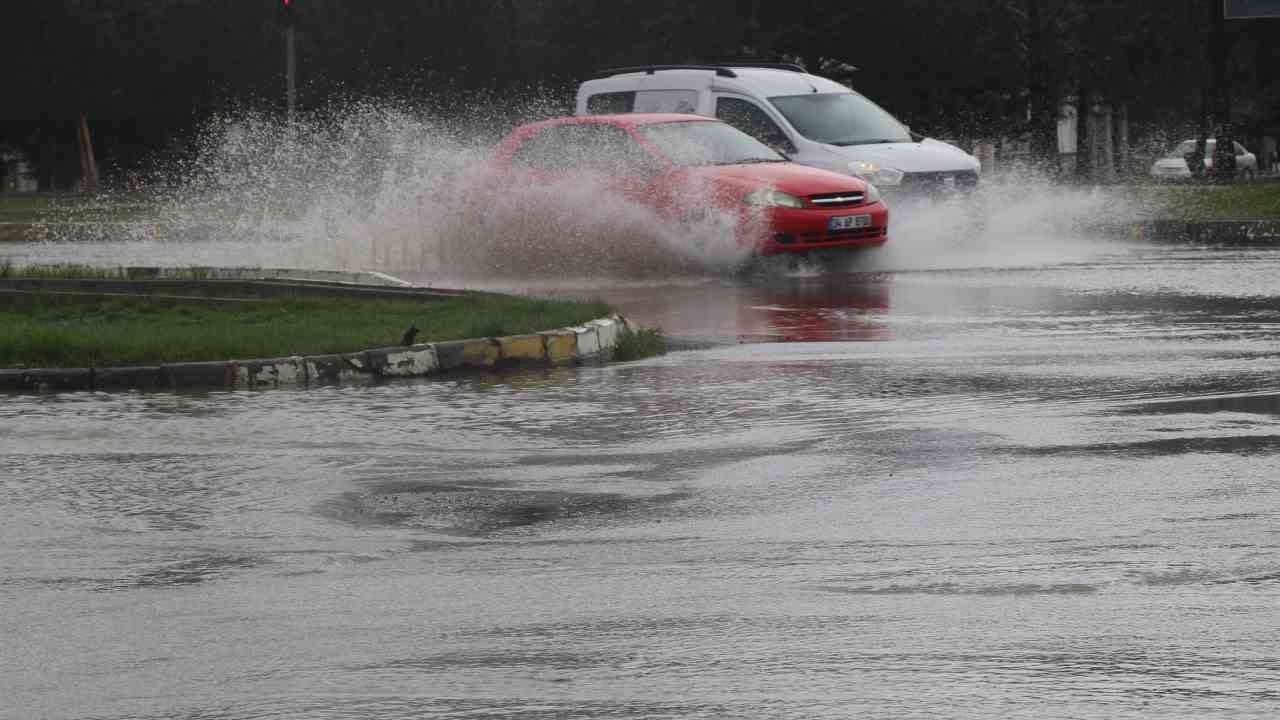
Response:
[2,0,1278,188]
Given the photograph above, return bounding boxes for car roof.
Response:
[579,67,851,99]
[723,67,850,97]
[517,113,716,132]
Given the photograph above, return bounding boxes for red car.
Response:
[489,113,888,257]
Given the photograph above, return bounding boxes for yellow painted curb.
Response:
[541,331,579,365]
[497,334,548,364]
[460,339,500,368]
[3,314,636,393]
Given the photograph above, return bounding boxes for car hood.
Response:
[823,139,980,174]
[689,162,867,195]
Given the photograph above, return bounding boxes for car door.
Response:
[713,96,797,157]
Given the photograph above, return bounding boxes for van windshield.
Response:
[770,93,911,146]
[636,121,785,166]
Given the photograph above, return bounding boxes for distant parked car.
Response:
[486,113,889,257]
[1150,139,1257,180]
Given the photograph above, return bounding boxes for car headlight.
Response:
[745,188,805,209]
[848,161,904,186]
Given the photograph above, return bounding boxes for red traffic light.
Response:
[276,0,299,26]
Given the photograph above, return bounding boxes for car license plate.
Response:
[828,214,872,232]
[942,174,957,190]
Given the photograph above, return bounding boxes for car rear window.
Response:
[511,123,653,174]
[635,121,783,167]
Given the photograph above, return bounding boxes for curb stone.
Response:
[0,314,634,394]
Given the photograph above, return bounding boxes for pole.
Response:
[1211,0,1236,179]
[286,24,297,124]
[76,113,99,193]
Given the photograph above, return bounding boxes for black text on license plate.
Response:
[828,214,872,232]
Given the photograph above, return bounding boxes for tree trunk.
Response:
[1114,103,1130,177]
[1025,0,1058,174]
[1075,89,1091,181]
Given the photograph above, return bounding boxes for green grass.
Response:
[1127,182,1280,221]
[0,195,54,213]
[0,262,136,280]
[0,294,612,369]
[0,263,237,280]
[611,328,666,362]
[0,193,152,224]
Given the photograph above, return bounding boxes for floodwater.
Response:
[4,242,1280,719]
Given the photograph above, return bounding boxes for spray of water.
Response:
[26,99,1145,283]
[864,170,1144,273]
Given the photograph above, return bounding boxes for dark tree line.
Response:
[3,0,1278,189]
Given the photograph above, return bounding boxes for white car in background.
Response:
[575,64,983,198]
[1150,139,1258,179]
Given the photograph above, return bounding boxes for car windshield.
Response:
[1168,140,1214,158]
[770,92,912,146]
[635,121,785,166]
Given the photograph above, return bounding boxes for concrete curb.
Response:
[0,315,634,394]
[115,266,416,287]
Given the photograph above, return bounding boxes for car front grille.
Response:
[895,170,979,194]
[799,226,885,242]
[808,191,866,208]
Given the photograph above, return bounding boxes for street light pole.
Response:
[277,0,299,124]
[1211,0,1236,179]
[286,22,296,124]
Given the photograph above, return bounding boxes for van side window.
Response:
[716,97,796,155]
[586,92,636,115]
[634,90,698,114]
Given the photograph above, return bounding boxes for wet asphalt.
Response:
[2,241,1280,718]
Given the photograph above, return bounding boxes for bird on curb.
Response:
[400,324,419,346]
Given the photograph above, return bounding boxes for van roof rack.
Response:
[596,65,741,78]
[595,62,811,79]
[715,61,810,73]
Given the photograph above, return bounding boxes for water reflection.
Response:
[737,274,891,343]
[527,272,893,344]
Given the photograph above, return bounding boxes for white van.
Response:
[575,64,982,196]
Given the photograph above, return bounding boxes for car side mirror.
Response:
[909,130,925,143]
[768,138,797,157]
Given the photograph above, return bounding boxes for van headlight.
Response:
[745,188,805,208]
[862,183,881,203]
[849,161,904,186]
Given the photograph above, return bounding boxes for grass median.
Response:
[1,293,613,369]
[1126,182,1280,222]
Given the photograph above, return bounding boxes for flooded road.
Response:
[4,243,1280,718]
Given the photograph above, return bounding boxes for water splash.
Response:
[863,170,1143,273]
[25,101,1143,282]
[33,101,757,280]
